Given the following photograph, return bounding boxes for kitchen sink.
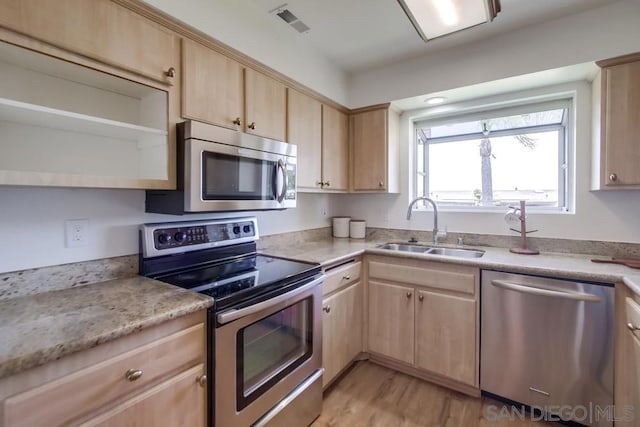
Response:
[376,243,430,253]
[376,243,485,258]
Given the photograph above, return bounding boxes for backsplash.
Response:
[2,225,639,300]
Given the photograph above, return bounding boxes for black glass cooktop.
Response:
[156,254,320,309]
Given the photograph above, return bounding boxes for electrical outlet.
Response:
[65,219,89,247]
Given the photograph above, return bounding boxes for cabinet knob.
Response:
[325,181,331,188]
[419,295,424,302]
[379,181,384,188]
[125,369,143,382]
[164,67,176,78]
[406,292,412,299]
[316,181,324,187]
[628,322,640,332]
[248,122,256,130]
[342,275,351,281]
[232,117,241,126]
[196,375,207,387]
[609,173,618,182]
[323,305,331,313]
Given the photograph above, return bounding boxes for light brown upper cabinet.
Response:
[593,52,640,189]
[350,105,400,192]
[182,39,243,131]
[244,68,287,141]
[0,0,179,85]
[321,105,349,192]
[287,88,322,190]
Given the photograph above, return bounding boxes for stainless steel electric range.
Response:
[139,217,325,427]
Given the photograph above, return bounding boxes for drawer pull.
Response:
[342,275,351,281]
[628,322,640,332]
[197,375,207,387]
[125,369,143,382]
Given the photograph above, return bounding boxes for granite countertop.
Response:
[0,276,213,380]
[260,237,640,295]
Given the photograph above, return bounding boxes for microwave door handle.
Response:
[277,159,287,203]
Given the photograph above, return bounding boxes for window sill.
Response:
[410,207,574,215]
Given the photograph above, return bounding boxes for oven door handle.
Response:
[217,274,324,325]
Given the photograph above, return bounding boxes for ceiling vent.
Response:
[269,4,310,34]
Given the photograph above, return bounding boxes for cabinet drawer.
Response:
[323,261,361,295]
[3,323,204,427]
[368,259,476,296]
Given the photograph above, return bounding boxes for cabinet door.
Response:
[351,109,387,191]
[0,0,179,84]
[416,290,476,386]
[322,282,363,388]
[288,89,322,190]
[616,288,640,426]
[322,105,349,192]
[81,365,206,427]
[244,68,286,141]
[182,39,243,130]
[602,60,640,186]
[368,281,414,364]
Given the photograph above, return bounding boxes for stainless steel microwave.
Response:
[146,120,296,214]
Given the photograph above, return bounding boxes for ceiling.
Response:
[251,0,619,73]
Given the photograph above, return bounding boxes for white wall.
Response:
[349,0,640,108]
[331,80,640,244]
[142,0,349,107]
[0,189,332,273]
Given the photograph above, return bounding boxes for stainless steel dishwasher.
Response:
[481,270,614,427]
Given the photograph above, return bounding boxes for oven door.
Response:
[185,137,296,212]
[214,275,323,427]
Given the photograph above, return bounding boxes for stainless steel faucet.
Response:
[406,197,445,245]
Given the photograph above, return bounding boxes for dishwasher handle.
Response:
[490,279,602,302]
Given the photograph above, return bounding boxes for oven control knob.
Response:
[174,231,187,243]
[243,225,251,234]
[157,233,171,245]
[233,226,241,235]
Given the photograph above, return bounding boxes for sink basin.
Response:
[376,243,430,253]
[424,247,484,258]
[376,243,485,258]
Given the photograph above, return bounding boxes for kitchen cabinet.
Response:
[244,67,287,141]
[615,284,640,426]
[287,88,322,190]
[321,259,363,388]
[0,311,207,427]
[593,52,640,189]
[0,0,181,190]
[0,0,179,85]
[182,39,243,131]
[321,105,349,192]
[366,255,479,392]
[350,105,400,193]
[290,95,349,193]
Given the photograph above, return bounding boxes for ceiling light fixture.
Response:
[397,0,501,42]
[425,96,446,105]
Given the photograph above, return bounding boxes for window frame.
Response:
[413,98,573,213]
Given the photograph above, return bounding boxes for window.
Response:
[415,100,571,211]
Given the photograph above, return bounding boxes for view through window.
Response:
[415,101,570,211]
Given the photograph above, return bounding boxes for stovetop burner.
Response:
[139,217,321,311]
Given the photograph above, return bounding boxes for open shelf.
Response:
[0,97,167,141]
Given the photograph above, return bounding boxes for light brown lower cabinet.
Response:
[0,311,207,427]
[322,281,363,388]
[615,284,640,426]
[366,256,479,392]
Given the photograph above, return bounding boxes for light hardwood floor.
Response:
[313,362,556,427]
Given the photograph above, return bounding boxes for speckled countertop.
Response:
[0,276,212,380]
[260,237,640,295]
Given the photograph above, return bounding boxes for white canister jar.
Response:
[332,217,351,238]
[349,220,366,239]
